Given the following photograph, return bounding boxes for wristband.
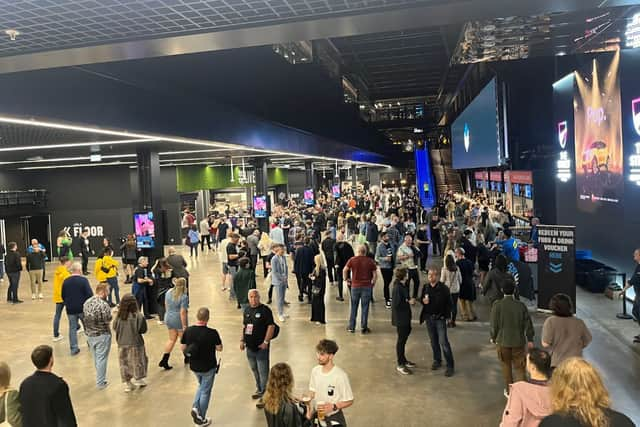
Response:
[263,340,269,345]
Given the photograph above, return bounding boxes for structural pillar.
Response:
[351,164,357,194]
[305,160,315,192]
[253,159,269,233]
[136,147,165,261]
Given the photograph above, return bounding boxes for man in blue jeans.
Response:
[420,268,455,377]
[61,262,93,356]
[182,307,223,427]
[82,283,112,389]
[343,245,378,334]
[240,289,275,409]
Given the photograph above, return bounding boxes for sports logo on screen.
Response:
[558,121,568,149]
[632,97,640,135]
[463,123,470,152]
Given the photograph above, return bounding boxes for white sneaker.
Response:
[132,378,147,387]
[199,418,212,427]
[278,315,286,322]
[52,335,63,342]
[31,294,36,300]
[157,320,164,325]
[38,293,44,299]
[283,313,290,318]
[124,381,135,392]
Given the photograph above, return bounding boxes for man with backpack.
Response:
[240,289,277,409]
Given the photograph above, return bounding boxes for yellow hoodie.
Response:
[53,265,71,303]
[95,255,119,282]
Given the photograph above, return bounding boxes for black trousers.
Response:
[296,273,312,299]
[262,256,270,278]
[250,254,258,271]
[336,267,348,299]
[432,238,442,256]
[7,271,20,302]
[200,235,211,250]
[381,268,393,302]
[396,325,412,365]
[408,268,420,299]
[326,258,335,283]
[419,245,429,271]
[81,253,89,274]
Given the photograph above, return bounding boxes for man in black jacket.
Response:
[19,345,77,427]
[293,238,315,303]
[5,242,23,304]
[334,237,354,302]
[26,241,45,300]
[321,231,337,286]
[420,268,455,377]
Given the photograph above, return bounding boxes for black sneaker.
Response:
[404,361,416,368]
[256,398,265,409]
[346,327,355,333]
[445,367,455,377]
[385,301,392,309]
[298,295,304,302]
[251,391,263,400]
[266,299,272,304]
[431,362,442,370]
[336,297,344,301]
[362,327,371,334]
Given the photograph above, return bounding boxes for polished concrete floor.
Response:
[0,247,639,427]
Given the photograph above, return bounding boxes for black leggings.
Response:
[419,245,429,270]
[326,258,335,283]
[396,325,412,365]
[408,268,420,299]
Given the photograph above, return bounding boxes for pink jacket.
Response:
[500,381,552,427]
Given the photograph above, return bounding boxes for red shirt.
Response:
[345,256,377,288]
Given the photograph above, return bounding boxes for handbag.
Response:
[0,389,14,427]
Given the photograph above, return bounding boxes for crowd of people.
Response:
[0,186,637,427]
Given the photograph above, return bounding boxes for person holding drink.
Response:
[308,339,354,426]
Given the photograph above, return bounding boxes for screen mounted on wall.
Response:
[303,188,315,206]
[451,78,502,169]
[134,212,155,249]
[253,195,268,218]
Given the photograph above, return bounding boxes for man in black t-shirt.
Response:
[240,289,275,409]
[226,233,240,302]
[181,307,223,427]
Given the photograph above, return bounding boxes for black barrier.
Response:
[537,225,576,310]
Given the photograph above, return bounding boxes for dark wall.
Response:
[0,165,181,254]
[287,170,307,197]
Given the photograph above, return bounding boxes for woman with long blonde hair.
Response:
[159,277,189,370]
[310,253,327,325]
[540,358,633,427]
[263,363,311,427]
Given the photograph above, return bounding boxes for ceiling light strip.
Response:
[17,161,137,170]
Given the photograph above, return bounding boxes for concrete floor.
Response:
[0,247,638,427]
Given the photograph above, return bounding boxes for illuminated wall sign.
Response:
[629,98,640,185]
[626,13,640,49]
[556,121,572,182]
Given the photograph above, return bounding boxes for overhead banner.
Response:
[537,225,576,310]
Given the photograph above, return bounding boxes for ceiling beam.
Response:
[0,0,605,74]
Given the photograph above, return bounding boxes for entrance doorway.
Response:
[19,215,52,256]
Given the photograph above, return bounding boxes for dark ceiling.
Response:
[0,0,431,57]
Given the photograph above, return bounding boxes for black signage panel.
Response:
[537,225,576,310]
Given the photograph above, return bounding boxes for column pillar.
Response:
[305,160,315,191]
[136,147,164,261]
[351,164,357,194]
[253,159,269,233]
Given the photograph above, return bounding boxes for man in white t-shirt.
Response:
[309,339,354,426]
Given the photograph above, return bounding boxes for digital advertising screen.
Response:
[513,184,521,196]
[303,188,315,206]
[253,195,268,218]
[331,184,341,199]
[134,211,155,249]
[524,185,533,199]
[451,78,501,169]
[574,55,623,205]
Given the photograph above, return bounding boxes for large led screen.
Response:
[574,56,623,205]
[451,78,501,169]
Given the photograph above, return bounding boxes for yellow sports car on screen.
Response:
[581,140,609,175]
